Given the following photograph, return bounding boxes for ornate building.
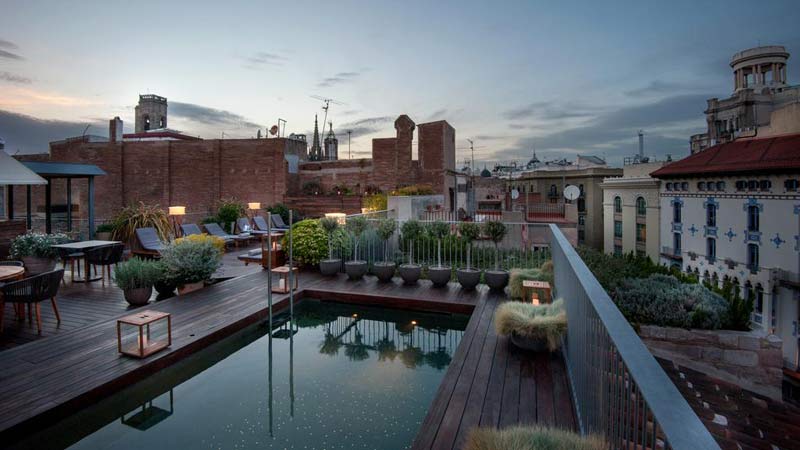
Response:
[308,115,323,161]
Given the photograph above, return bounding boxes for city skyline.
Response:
[1,0,798,166]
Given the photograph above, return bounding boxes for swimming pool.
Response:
[16,299,469,450]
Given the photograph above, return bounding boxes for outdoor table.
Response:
[0,266,25,330]
[52,240,121,283]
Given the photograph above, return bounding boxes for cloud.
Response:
[0,39,23,60]
[625,80,691,98]
[502,101,596,121]
[330,116,392,138]
[241,51,288,68]
[317,71,360,88]
[0,71,31,84]
[494,94,709,165]
[169,101,261,130]
[0,109,109,154]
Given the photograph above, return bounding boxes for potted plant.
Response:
[152,260,177,297]
[456,222,481,290]
[111,202,172,249]
[426,221,452,287]
[95,222,115,241]
[319,217,341,276]
[483,220,509,291]
[373,218,397,282]
[161,234,223,295]
[113,257,158,306]
[10,231,69,275]
[494,299,567,352]
[466,423,604,450]
[344,216,368,280]
[399,220,423,284]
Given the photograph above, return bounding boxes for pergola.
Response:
[3,157,106,238]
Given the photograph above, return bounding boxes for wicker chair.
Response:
[85,244,124,287]
[0,269,64,334]
[55,246,86,283]
[0,261,23,267]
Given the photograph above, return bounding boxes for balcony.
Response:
[661,246,682,261]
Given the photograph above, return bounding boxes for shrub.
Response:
[346,216,368,261]
[111,202,172,244]
[401,220,423,264]
[509,267,553,300]
[319,217,339,260]
[95,222,115,234]
[160,236,223,285]
[495,299,567,351]
[362,193,388,212]
[465,425,606,450]
[113,257,159,290]
[175,233,226,253]
[216,199,246,233]
[390,184,435,196]
[302,181,322,195]
[281,219,327,266]
[612,274,728,329]
[10,232,70,259]
[376,218,396,261]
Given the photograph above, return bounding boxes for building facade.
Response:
[652,134,800,371]
[600,161,665,261]
[690,46,800,154]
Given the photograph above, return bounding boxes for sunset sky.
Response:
[1,0,798,166]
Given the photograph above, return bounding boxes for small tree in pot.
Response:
[344,216,368,280]
[399,220,423,284]
[152,259,177,298]
[161,235,223,295]
[456,222,482,290]
[10,231,70,275]
[372,218,397,282]
[426,221,452,287]
[319,217,341,276]
[113,257,159,306]
[482,220,509,291]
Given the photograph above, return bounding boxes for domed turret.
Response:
[480,166,491,178]
[731,45,789,93]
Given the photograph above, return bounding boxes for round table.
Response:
[0,266,24,282]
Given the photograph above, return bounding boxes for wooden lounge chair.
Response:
[253,215,271,232]
[237,217,269,236]
[203,223,237,244]
[181,223,203,236]
[0,269,64,333]
[271,214,290,230]
[134,227,166,257]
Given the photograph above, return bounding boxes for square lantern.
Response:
[521,280,552,305]
[271,265,299,293]
[118,310,172,358]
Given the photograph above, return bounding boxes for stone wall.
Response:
[639,325,784,399]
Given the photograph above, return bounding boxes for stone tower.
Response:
[134,94,168,133]
[309,115,323,161]
[324,122,338,160]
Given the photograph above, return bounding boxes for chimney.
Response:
[109,117,123,142]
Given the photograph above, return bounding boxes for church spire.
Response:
[310,114,322,161]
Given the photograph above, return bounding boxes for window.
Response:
[747,180,758,191]
[706,181,715,191]
[747,243,759,272]
[681,182,688,191]
[706,203,716,227]
[736,180,746,191]
[578,229,585,243]
[706,238,716,263]
[143,114,151,131]
[549,184,557,197]
[716,181,725,191]
[747,204,759,232]
[636,249,646,258]
[636,197,646,216]
[614,244,623,256]
[673,202,682,223]
[673,233,681,255]
[785,179,799,191]
[614,220,623,238]
[666,182,673,191]
[578,215,585,226]
[159,116,166,128]
[636,223,646,243]
[698,182,706,191]
[759,180,771,191]
[743,281,752,301]
[755,284,764,316]
[614,196,622,214]
[577,198,586,213]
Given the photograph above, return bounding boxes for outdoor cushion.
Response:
[253,216,270,231]
[135,227,165,252]
[181,223,203,236]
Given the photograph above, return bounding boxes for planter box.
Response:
[319,259,341,276]
[372,262,396,282]
[457,268,481,290]
[399,264,421,285]
[178,281,204,296]
[484,270,509,291]
[428,266,452,287]
[344,260,368,280]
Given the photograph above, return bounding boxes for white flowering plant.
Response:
[10,231,70,259]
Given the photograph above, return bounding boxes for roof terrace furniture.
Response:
[53,239,123,282]
[180,223,203,236]
[85,243,124,287]
[271,214,290,230]
[0,269,64,334]
[202,223,237,245]
[0,261,24,268]
[253,216,269,232]
[236,218,266,240]
[133,228,166,258]
[55,245,86,284]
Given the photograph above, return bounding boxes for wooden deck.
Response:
[0,262,575,447]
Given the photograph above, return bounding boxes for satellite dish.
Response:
[564,185,580,201]
[510,189,520,200]
[269,125,279,136]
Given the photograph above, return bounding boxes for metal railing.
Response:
[549,224,719,449]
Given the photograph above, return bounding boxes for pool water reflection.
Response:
[18,300,469,450]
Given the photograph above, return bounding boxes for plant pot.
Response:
[96,232,112,241]
[510,332,548,352]
[21,256,56,276]
[345,260,368,280]
[457,268,481,291]
[372,261,396,282]
[484,269,509,291]
[123,286,152,306]
[399,263,421,285]
[178,281,204,295]
[428,266,452,287]
[319,258,341,276]
[154,281,177,297]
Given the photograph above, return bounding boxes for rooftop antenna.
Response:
[638,129,644,158]
[310,95,344,141]
[466,139,475,174]
[347,130,352,159]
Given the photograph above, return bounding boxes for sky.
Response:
[1,0,799,167]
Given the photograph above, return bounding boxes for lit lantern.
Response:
[271,265,299,294]
[168,206,186,216]
[248,202,261,210]
[117,310,171,358]
[325,212,346,225]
